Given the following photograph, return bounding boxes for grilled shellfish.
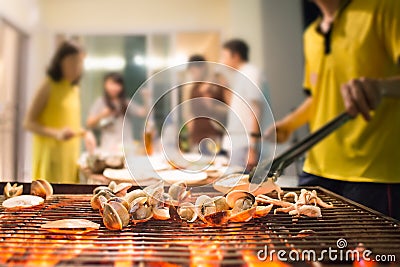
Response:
[41,219,100,234]
[2,195,44,209]
[226,190,257,222]
[3,182,23,199]
[31,179,53,199]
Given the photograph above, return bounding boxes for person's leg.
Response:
[298,172,345,195]
[342,182,400,220]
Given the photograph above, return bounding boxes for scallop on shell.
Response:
[2,195,44,209]
[41,219,100,234]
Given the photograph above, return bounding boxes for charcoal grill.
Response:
[0,182,399,266]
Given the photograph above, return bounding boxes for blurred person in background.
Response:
[24,41,95,183]
[221,39,263,172]
[183,55,228,153]
[86,72,149,153]
[265,0,400,219]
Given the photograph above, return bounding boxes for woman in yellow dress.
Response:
[24,41,92,183]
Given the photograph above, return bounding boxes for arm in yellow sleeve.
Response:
[264,97,313,143]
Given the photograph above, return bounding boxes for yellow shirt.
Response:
[32,78,81,183]
[303,0,400,183]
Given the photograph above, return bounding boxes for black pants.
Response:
[299,172,400,221]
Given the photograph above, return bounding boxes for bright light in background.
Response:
[84,56,126,70]
[133,55,166,69]
[132,53,188,69]
[133,55,145,66]
[168,53,187,66]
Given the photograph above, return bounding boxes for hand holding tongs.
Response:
[249,112,353,184]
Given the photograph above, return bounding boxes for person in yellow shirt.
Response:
[24,41,95,183]
[266,0,400,220]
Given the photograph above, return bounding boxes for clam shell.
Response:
[113,183,132,197]
[168,181,190,203]
[212,196,229,212]
[103,203,124,230]
[3,182,23,199]
[152,207,170,220]
[2,195,44,209]
[229,206,256,222]
[130,197,153,224]
[195,195,229,225]
[108,197,130,211]
[124,189,147,204]
[226,190,255,208]
[177,202,197,222]
[203,210,231,225]
[41,219,100,234]
[108,201,130,227]
[253,204,273,218]
[31,180,53,199]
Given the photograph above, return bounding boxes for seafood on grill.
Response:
[3,182,23,199]
[89,180,331,230]
[254,204,274,218]
[31,179,53,199]
[41,219,100,234]
[226,190,257,222]
[103,198,130,230]
[2,195,44,209]
[91,189,116,211]
[195,195,230,225]
[168,181,191,206]
[289,204,322,217]
[256,189,333,218]
[177,202,197,222]
[93,181,132,198]
[152,205,171,220]
[129,196,153,224]
[108,181,132,197]
[213,173,283,196]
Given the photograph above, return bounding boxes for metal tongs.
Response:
[249,112,353,184]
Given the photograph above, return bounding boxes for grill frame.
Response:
[0,183,399,266]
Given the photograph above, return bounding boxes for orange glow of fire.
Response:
[0,232,95,267]
[188,236,223,267]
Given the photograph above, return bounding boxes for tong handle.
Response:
[250,112,352,182]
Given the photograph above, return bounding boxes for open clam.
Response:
[2,195,44,209]
[168,181,190,206]
[91,189,116,210]
[144,180,165,207]
[31,179,53,199]
[93,185,113,195]
[41,219,100,234]
[177,202,197,222]
[152,206,170,220]
[124,189,147,204]
[195,195,230,225]
[103,200,130,230]
[130,197,153,224]
[3,182,23,199]
[108,181,132,197]
[226,190,257,222]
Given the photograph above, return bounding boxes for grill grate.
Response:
[0,186,399,266]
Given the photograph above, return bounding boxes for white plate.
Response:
[157,169,208,185]
[103,168,134,181]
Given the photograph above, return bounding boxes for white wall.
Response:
[261,0,306,178]
[228,0,264,69]
[261,0,305,121]
[38,0,265,65]
[1,0,305,180]
[0,0,51,181]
